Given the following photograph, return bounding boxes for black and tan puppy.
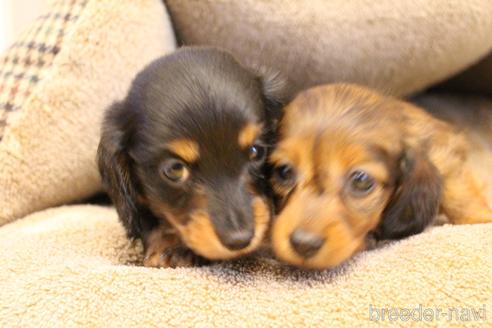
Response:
[97,47,287,267]
[269,84,492,269]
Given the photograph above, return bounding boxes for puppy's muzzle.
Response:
[289,229,325,258]
[209,184,255,251]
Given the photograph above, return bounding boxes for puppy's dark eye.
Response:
[159,159,189,183]
[347,170,375,196]
[274,164,296,185]
[249,144,266,162]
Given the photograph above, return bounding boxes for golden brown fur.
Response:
[270,84,492,269]
[167,139,200,163]
[238,124,262,149]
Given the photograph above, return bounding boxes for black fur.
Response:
[97,47,287,253]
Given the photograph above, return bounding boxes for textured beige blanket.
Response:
[0,205,490,327]
[2,93,491,326]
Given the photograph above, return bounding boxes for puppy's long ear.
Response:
[255,66,291,126]
[375,148,442,240]
[261,70,290,117]
[97,101,142,239]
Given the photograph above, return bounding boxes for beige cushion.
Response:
[166,0,492,96]
[0,204,490,326]
[435,52,492,95]
[0,0,176,225]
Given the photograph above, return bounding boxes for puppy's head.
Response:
[270,84,441,269]
[98,47,288,260]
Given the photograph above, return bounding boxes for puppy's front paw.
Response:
[144,245,209,268]
[143,224,210,268]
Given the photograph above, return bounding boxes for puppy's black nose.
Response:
[221,230,254,250]
[289,229,324,258]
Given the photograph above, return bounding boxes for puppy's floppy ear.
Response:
[375,148,442,240]
[97,101,142,238]
[255,66,291,124]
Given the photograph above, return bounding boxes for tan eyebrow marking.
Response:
[238,123,261,148]
[167,139,200,162]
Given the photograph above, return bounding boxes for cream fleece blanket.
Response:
[0,205,490,327]
[2,93,492,327]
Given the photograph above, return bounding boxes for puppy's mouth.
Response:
[160,196,271,260]
[271,215,365,269]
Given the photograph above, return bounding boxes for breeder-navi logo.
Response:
[369,304,487,322]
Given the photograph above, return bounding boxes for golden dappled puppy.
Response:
[269,84,492,269]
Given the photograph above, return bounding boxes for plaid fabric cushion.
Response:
[0,0,89,140]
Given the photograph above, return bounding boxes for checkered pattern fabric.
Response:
[0,0,88,140]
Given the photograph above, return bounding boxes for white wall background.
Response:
[0,0,49,52]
